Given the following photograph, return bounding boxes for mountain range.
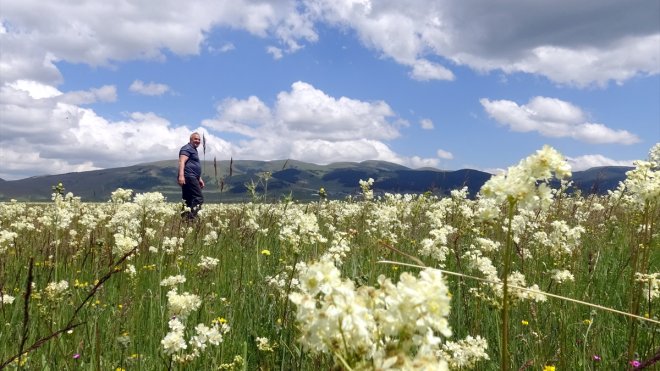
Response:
[0,160,631,202]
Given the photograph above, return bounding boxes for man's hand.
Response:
[199,178,205,189]
[178,175,185,186]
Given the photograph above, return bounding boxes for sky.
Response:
[1,0,659,181]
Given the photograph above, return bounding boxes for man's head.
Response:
[189,132,201,148]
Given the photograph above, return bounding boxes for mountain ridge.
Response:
[0,160,632,202]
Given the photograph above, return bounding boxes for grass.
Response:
[0,186,657,370]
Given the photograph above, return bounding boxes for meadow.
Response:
[0,145,658,370]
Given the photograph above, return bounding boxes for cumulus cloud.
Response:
[420,118,434,129]
[62,85,117,104]
[409,59,455,81]
[0,81,230,180]
[0,77,436,180]
[129,80,171,96]
[480,96,640,144]
[266,46,284,60]
[567,154,634,171]
[203,81,434,167]
[209,42,235,54]
[2,0,657,87]
[308,0,659,86]
[0,0,318,85]
[408,156,440,168]
[436,149,454,160]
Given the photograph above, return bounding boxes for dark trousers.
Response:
[181,177,204,218]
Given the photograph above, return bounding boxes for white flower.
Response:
[480,145,571,210]
[161,318,187,354]
[198,256,220,271]
[166,289,202,319]
[125,264,137,277]
[440,335,490,369]
[256,337,275,352]
[113,233,138,256]
[161,275,187,287]
[45,280,69,298]
[0,230,18,254]
[1,294,15,304]
[550,269,575,284]
[635,272,660,301]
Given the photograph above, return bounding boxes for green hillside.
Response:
[0,160,631,202]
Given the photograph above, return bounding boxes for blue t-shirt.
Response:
[179,143,201,178]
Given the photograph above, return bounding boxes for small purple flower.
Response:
[592,355,601,362]
[630,360,641,368]
[73,353,81,359]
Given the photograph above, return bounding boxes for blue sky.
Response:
[1,0,659,180]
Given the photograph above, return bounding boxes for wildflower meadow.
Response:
[0,144,658,370]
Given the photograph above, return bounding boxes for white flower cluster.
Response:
[439,335,490,369]
[44,280,69,299]
[550,269,575,284]
[0,230,18,254]
[535,220,585,260]
[113,233,139,256]
[109,188,133,204]
[289,261,485,369]
[161,308,230,362]
[162,236,185,255]
[359,178,375,200]
[319,233,352,266]
[480,145,571,210]
[202,230,219,247]
[1,294,15,305]
[160,275,187,287]
[256,336,275,352]
[166,289,201,319]
[265,263,303,295]
[161,317,188,354]
[610,143,660,206]
[198,256,220,271]
[635,272,660,302]
[464,250,547,304]
[278,207,327,250]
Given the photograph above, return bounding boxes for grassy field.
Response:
[0,147,658,370]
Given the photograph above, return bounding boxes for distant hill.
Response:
[0,160,632,202]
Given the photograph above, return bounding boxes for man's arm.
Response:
[178,154,188,185]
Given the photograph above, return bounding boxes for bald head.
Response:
[189,132,201,148]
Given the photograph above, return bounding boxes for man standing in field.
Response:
[178,132,205,219]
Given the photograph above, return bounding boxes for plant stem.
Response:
[501,198,516,371]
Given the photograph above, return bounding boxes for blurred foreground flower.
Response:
[289,260,488,370]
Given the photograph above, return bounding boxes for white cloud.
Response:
[409,59,455,81]
[0,81,231,179]
[209,42,235,54]
[308,0,659,86]
[408,156,440,168]
[266,46,284,60]
[480,96,640,144]
[436,149,453,159]
[0,0,319,86]
[420,118,434,129]
[203,81,411,165]
[0,78,421,180]
[9,80,61,99]
[62,85,117,104]
[129,80,171,96]
[567,154,634,171]
[1,0,658,87]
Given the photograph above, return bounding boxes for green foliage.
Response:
[0,188,657,370]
